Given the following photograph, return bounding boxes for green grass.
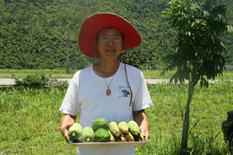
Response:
[137,81,232,155]
[0,87,75,154]
[0,81,232,154]
[0,69,77,79]
[1,69,233,79]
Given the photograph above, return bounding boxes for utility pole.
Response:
[66,30,70,73]
[72,49,76,70]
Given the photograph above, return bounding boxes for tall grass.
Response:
[0,81,232,154]
[0,87,76,154]
[135,81,232,155]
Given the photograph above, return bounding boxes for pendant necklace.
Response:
[104,74,115,96]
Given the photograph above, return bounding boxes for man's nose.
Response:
[106,39,115,46]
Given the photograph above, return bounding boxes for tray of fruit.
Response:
[68,118,150,147]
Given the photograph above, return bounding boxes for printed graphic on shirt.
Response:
[119,86,130,97]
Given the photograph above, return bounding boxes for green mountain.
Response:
[0,0,232,69]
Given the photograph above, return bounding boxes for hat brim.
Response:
[78,13,142,58]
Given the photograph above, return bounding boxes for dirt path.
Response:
[0,78,232,86]
[0,78,171,86]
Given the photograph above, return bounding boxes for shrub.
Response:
[12,72,51,87]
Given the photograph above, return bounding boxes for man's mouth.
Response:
[106,49,116,52]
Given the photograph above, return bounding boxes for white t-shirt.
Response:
[59,62,153,155]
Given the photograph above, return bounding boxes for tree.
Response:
[1,0,232,69]
[162,0,232,154]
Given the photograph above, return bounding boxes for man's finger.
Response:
[61,127,70,143]
[140,128,150,140]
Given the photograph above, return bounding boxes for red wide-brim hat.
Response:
[78,13,142,58]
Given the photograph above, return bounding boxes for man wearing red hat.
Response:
[59,13,153,155]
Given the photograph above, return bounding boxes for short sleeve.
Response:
[59,73,80,116]
[132,72,153,111]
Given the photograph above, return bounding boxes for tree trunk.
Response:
[180,79,195,155]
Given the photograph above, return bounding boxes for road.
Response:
[0,78,172,86]
[0,78,231,86]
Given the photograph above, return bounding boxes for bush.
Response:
[12,72,51,87]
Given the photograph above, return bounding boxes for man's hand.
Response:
[133,110,150,140]
[60,114,77,143]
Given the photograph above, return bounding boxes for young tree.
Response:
[162,0,232,154]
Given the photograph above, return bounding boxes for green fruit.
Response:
[133,132,145,141]
[127,132,135,142]
[108,130,115,142]
[118,121,128,134]
[139,132,145,141]
[81,127,95,142]
[68,123,82,141]
[128,120,140,136]
[120,134,126,142]
[92,118,109,131]
[109,121,121,137]
[94,128,110,142]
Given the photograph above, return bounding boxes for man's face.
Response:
[97,28,123,60]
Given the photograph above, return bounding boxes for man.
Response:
[59,12,153,155]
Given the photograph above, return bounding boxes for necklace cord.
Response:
[104,74,115,88]
[124,40,133,106]
[125,63,133,106]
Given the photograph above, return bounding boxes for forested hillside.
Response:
[0,0,232,69]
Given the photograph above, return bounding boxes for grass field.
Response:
[1,69,233,79]
[0,81,232,154]
[0,69,77,79]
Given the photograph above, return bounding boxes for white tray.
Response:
[69,140,149,147]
